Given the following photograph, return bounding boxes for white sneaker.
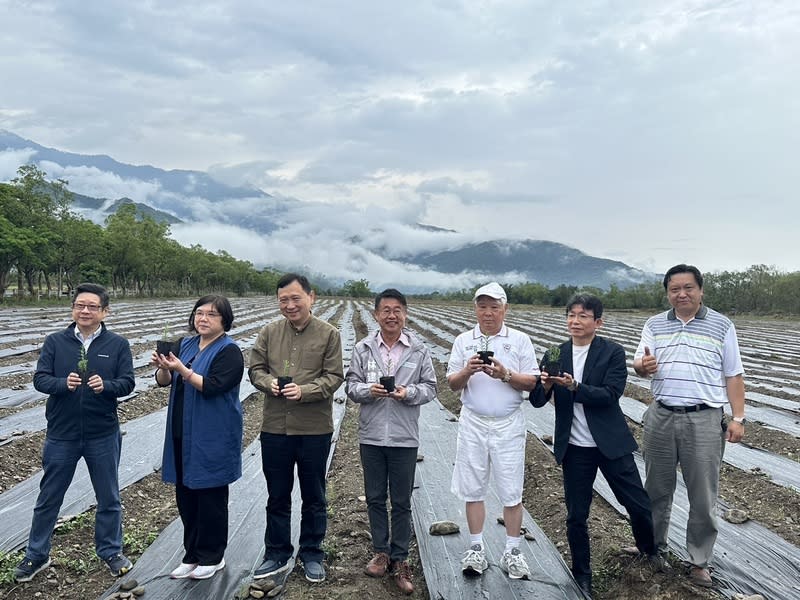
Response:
[169,562,198,579]
[461,544,488,575]
[500,548,531,580]
[189,559,225,580]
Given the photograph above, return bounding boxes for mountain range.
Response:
[1,129,657,291]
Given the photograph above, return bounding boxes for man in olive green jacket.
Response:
[248,273,344,584]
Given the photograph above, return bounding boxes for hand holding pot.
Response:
[86,373,104,393]
[67,372,82,392]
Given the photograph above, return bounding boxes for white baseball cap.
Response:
[473,282,507,304]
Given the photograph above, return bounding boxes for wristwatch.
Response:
[502,370,513,383]
[567,380,579,392]
[732,416,747,425]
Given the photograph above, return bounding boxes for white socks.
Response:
[505,535,521,553]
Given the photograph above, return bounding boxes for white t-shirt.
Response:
[568,343,596,447]
[447,324,539,417]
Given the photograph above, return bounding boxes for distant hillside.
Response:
[1,129,657,291]
[68,192,181,225]
[413,240,654,288]
[1,129,269,201]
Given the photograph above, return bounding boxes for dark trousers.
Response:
[562,444,656,581]
[260,432,332,563]
[27,431,123,562]
[360,444,417,562]
[174,439,229,566]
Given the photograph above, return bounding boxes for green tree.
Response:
[341,279,372,298]
[1,166,71,297]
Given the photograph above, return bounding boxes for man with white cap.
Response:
[447,282,539,580]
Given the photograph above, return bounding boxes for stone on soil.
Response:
[724,508,749,524]
[429,520,460,535]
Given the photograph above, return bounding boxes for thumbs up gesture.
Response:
[639,346,658,376]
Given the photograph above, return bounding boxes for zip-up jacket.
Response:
[345,328,436,447]
[33,322,135,440]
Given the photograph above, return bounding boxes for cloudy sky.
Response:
[1,0,799,277]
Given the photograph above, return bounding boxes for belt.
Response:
[657,401,714,413]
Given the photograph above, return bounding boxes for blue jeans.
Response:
[26,431,123,562]
[260,432,331,564]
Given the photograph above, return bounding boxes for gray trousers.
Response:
[642,402,726,567]
[360,444,418,562]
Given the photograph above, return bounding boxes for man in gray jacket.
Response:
[346,288,437,595]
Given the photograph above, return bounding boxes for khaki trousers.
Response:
[642,402,726,568]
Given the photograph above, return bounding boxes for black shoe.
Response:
[253,557,289,579]
[104,553,133,577]
[303,559,326,583]
[14,557,51,583]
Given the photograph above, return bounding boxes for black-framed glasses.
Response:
[72,303,104,312]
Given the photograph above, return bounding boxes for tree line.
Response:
[412,266,800,315]
[1,166,282,299]
[2,166,798,314]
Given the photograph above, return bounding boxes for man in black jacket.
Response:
[530,294,656,599]
[14,283,135,583]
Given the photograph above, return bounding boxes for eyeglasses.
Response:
[567,312,596,321]
[194,310,221,319]
[72,303,104,312]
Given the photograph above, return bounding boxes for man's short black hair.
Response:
[73,283,109,308]
[565,294,603,319]
[189,295,235,332]
[374,288,407,311]
[276,273,312,294]
[663,264,703,290]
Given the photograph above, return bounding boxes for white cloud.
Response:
[37,161,163,204]
[0,148,37,181]
[1,1,798,275]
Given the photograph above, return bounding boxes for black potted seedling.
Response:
[156,325,173,356]
[542,345,563,377]
[477,335,494,365]
[277,359,293,391]
[379,356,395,393]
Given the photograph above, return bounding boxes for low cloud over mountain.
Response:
[1,130,655,292]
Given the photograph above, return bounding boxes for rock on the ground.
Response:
[724,508,749,524]
[429,520,460,535]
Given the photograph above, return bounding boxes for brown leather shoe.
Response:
[688,566,713,587]
[393,560,414,595]
[364,552,390,577]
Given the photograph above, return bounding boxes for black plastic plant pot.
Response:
[477,350,494,365]
[543,361,562,377]
[156,340,173,356]
[379,376,396,393]
[81,370,96,386]
[277,376,293,390]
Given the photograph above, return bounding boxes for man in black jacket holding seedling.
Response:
[15,283,135,583]
[530,294,657,599]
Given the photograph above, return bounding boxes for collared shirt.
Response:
[378,331,410,376]
[74,324,102,349]
[634,305,744,408]
[447,323,538,417]
[248,315,344,435]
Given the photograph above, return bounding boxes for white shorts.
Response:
[450,406,526,506]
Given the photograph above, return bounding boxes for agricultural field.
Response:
[0,297,798,600]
